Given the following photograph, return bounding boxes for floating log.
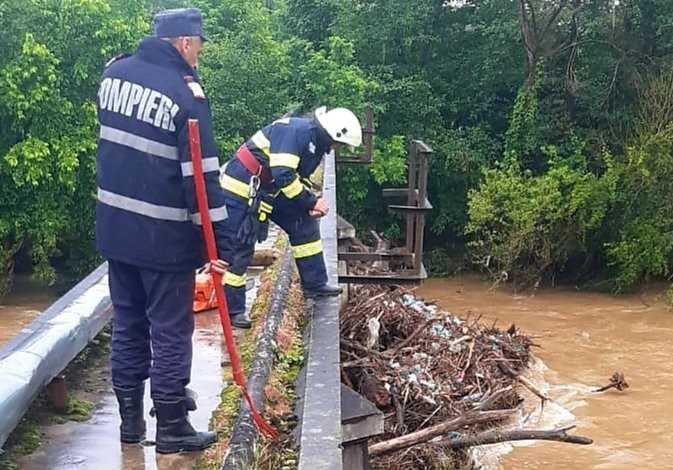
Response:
[437,425,593,448]
[368,409,515,457]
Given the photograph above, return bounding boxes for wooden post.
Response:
[405,143,418,257]
[47,375,67,413]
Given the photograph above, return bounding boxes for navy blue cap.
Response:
[154,8,208,42]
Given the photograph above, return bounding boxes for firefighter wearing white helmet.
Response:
[315,106,363,147]
[218,106,364,314]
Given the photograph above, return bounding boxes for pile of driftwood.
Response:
[340,283,592,469]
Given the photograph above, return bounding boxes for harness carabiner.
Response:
[248,174,261,199]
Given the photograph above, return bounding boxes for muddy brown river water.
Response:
[418,277,673,470]
[0,276,56,345]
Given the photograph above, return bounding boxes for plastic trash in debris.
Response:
[366,317,381,349]
[449,342,465,353]
[459,391,483,402]
[407,373,419,385]
[413,352,429,361]
[431,323,451,339]
[419,379,437,390]
[401,294,415,306]
[421,395,437,406]
[401,293,437,318]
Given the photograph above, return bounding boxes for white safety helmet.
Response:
[315,106,363,147]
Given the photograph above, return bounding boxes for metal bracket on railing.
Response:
[338,140,433,285]
[336,105,374,164]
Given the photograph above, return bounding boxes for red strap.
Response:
[236,144,273,185]
[188,119,277,439]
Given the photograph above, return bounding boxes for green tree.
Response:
[197,0,292,156]
[0,0,148,298]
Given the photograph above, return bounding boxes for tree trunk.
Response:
[368,409,515,457]
[0,238,23,302]
[437,425,593,448]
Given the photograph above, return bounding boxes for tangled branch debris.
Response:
[593,372,629,393]
[340,281,536,468]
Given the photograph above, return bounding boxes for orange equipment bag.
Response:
[193,271,218,313]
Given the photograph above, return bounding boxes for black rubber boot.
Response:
[230,312,252,329]
[304,284,343,299]
[154,399,216,454]
[150,387,197,418]
[114,385,146,443]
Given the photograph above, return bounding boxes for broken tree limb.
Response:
[391,385,406,433]
[370,230,389,270]
[476,385,514,411]
[435,425,593,448]
[518,374,551,403]
[384,318,435,357]
[593,372,628,393]
[498,362,551,403]
[368,409,516,457]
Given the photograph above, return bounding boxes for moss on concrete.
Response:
[0,416,42,470]
[197,237,287,470]
[0,325,110,468]
[251,262,307,470]
[50,399,95,424]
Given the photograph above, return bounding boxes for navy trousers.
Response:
[223,194,328,315]
[108,260,194,401]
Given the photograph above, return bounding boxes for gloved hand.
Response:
[256,195,273,242]
[236,193,273,245]
[300,176,316,191]
[257,219,269,242]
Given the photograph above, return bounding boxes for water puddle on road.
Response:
[19,308,227,470]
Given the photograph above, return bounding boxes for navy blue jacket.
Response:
[222,117,332,212]
[95,37,230,271]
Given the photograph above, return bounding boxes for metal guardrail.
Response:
[0,263,112,449]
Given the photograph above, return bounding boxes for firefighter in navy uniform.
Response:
[219,107,363,325]
[95,8,233,454]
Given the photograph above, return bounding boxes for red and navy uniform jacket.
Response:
[221,117,333,210]
[95,37,230,271]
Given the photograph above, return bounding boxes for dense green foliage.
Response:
[2,0,673,299]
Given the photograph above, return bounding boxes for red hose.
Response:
[188,119,277,439]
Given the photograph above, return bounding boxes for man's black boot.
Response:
[114,385,146,443]
[154,399,216,454]
[149,387,197,418]
[230,312,252,329]
[304,284,343,299]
